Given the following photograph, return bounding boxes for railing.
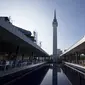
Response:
[64,62,85,76]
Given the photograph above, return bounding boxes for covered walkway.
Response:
[60,36,85,65]
[0,17,50,72]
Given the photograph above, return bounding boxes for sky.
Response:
[0,0,85,55]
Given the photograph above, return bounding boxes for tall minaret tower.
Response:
[52,10,58,63]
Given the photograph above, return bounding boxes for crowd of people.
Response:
[0,58,43,71]
[0,59,33,71]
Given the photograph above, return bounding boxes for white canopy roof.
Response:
[60,36,85,56]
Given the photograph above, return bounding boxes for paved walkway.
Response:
[64,62,85,69]
[0,62,46,77]
[64,62,85,74]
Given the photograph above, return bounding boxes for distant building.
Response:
[64,49,67,52]
[50,49,62,59]
[57,49,62,57]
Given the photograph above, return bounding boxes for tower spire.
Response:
[54,9,56,19]
[53,9,58,27]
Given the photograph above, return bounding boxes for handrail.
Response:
[64,62,85,76]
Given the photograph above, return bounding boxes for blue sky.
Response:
[0,0,85,54]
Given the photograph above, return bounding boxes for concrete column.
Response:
[75,52,81,64]
[22,54,24,61]
[71,54,74,63]
[67,55,69,62]
[14,45,20,67]
[75,52,79,64]
[72,54,75,63]
[31,52,34,63]
[65,56,67,61]
[77,53,80,64]
[69,55,71,62]
[64,55,66,61]
[70,54,72,63]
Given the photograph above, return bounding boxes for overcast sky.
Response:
[0,0,85,55]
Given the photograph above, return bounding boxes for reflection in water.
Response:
[7,66,49,85]
[41,64,72,85]
[40,67,52,85]
[52,64,57,85]
[62,65,85,85]
[7,64,72,85]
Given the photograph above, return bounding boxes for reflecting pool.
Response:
[40,64,72,85]
[7,64,72,85]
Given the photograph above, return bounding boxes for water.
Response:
[40,65,72,85]
[40,68,52,85]
[7,64,72,85]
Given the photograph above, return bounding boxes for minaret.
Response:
[52,10,58,63]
